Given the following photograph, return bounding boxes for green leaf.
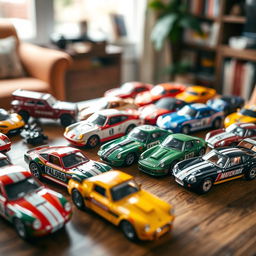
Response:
[180,16,202,34]
[149,0,166,10]
[151,14,178,50]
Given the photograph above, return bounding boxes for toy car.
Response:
[98,125,172,166]
[0,165,72,239]
[68,170,175,241]
[138,97,187,125]
[176,85,216,103]
[0,133,11,152]
[0,108,25,134]
[134,83,186,106]
[104,81,153,99]
[173,138,256,193]
[24,146,111,187]
[0,153,12,168]
[224,105,256,128]
[20,121,48,146]
[78,97,138,121]
[11,89,78,127]
[157,103,223,134]
[64,109,142,148]
[207,95,244,115]
[205,122,256,148]
[138,134,206,176]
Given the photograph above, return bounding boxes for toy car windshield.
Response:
[240,109,256,118]
[162,137,184,151]
[128,128,148,143]
[5,177,41,201]
[0,109,9,121]
[87,114,107,126]
[187,91,199,96]
[62,152,89,168]
[226,124,245,136]
[202,151,228,168]
[178,105,197,117]
[111,180,140,201]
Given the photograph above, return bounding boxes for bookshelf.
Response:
[182,0,256,99]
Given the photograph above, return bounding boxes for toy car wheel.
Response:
[181,125,190,134]
[245,167,256,180]
[198,178,213,194]
[72,189,85,210]
[125,153,136,166]
[60,114,75,127]
[125,124,136,135]
[120,220,137,241]
[168,160,178,175]
[18,110,29,123]
[199,147,206,156]
[212,118,221,129]
[13,218,28,239]
[29,162,42,179]
[87,135,100,148]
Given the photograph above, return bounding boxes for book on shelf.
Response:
[187,0,220,17]
[223,59,256,100]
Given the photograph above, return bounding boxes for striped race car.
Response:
[24,146,111,187]
[0,165,72,239]
[205,122,256,148]
[0,133,11,153]
[173,138,256,193]
[157,103,224,134]
[64,109,142,148]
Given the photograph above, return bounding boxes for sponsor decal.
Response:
[185,152,194,159]
[147,140,160,149]
[45,166,66,182]
[215,168,243,181]
[35,110,54,116]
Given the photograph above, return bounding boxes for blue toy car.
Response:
[207,95,244,115]
[156,103,224,134]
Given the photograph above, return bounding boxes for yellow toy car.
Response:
[0,108,25,134]
[224,105,256,128]
[68,170,175,241]
[176,85,216,103]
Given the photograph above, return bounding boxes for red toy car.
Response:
[139,97,186,125]
[134,83,186,106]
[11,89,78,127]
[0,133,11,152]
[104,81,153,99]
[205,122,256,148]
[0,165,72,239]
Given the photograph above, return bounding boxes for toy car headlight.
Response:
[144,224,150,232]
[78,134,84,140]
[64,202,71,212]
[188,175,197,183]
[117,153,122,159]
[160,162,165,168]
[32,219,41,230]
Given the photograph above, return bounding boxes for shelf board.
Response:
[220,46,256,61]
[222,16,246,24]
[184,42,217,52]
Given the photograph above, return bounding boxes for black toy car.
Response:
[20,121,48,145]
[173,138,256,193]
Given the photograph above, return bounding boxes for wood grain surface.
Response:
[2,121,256,256]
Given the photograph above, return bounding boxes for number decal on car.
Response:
[109,128,114,136]
[147,141,160,149]
[185,152,194,159]
[45,166,66,182]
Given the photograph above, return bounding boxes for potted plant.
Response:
[149,0,201,81]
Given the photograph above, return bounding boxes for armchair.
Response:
[0,22,72,109]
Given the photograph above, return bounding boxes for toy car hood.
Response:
[71,121,100,134]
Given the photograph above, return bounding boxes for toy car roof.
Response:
[12,89,53,101]
[137,125,164,133]
[31,145,80,157]
[87,170,133,188]
[0,166,31,185]
[96,109,134,117]
[168,133,201,142]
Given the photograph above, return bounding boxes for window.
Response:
[94,185,106,197]
[49,155,61,167]
[25,100,35,106]
[36,101,45,106]
[246,129,256,136]
[228,157,241,167]
[135,87,146,93]
[185,141,194,150]
[40,154,48,160]
[0,0,35,40]
[151,132,161,140]
[108,116,122,125]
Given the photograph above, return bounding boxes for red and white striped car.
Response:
[0,133,11,152]
[64,109,142,148]
[0,165,72,239]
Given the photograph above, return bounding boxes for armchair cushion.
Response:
[0,36,24,78]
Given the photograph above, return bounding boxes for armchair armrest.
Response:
[19,43,72,100]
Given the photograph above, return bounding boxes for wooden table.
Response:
[2,121,256,256]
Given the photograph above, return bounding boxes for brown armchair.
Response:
[0,22,72,109]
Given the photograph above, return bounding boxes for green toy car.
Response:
[138,133,206,176]
[98,125,172,166]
